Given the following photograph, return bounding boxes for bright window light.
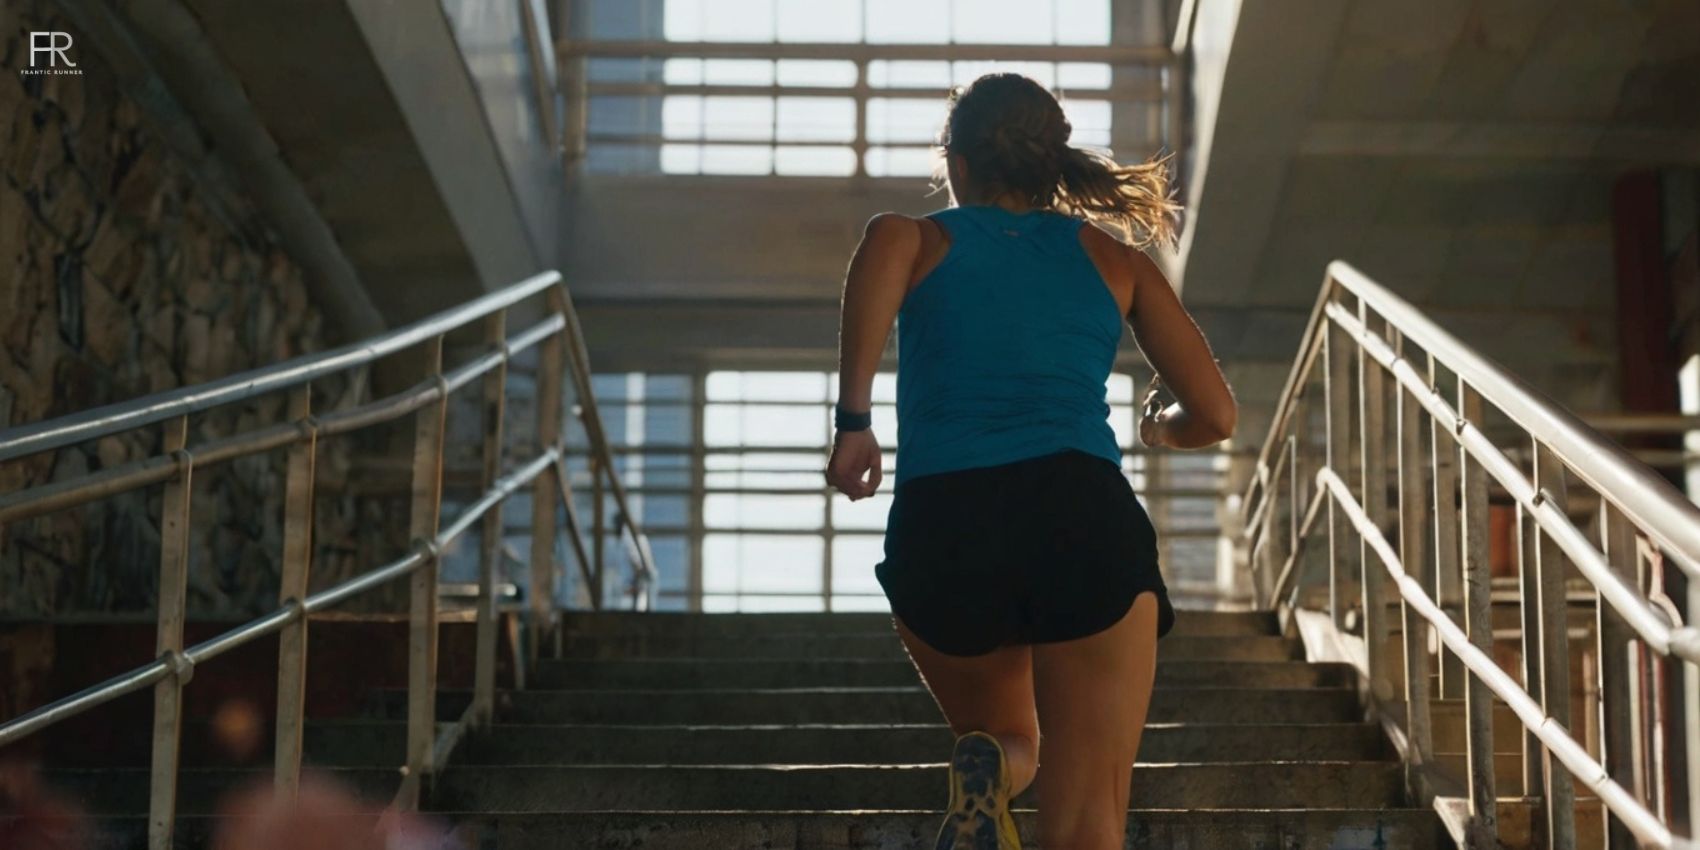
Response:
[594,368,1163,611]
[776,146,858,176]
[633,0,1120,177]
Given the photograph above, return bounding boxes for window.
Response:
[577,0,1158,178]
[570,368,1221,612]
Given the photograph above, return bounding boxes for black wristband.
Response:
[834,404,872,432]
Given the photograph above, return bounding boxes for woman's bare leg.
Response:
[1032,592,1160,849]
[894,619,1040,796]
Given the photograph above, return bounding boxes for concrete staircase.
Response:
[434,609,1448,849]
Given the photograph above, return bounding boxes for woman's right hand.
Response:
[1139,374,1170,448]
[826,429,883,500]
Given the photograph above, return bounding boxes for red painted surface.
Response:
[1610,172,1680,419]
[0,616,518,767]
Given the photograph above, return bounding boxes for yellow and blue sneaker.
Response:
[935,731,1021,850]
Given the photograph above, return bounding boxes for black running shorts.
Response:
[876,448,1175,657]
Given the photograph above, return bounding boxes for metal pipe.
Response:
[556,38,1172,64]
[182,606,298,664]
[1327,301,1691,661]
[1268,486,1327,605]
[403,336,447,809]
[1532,442,1579,848]
[1394,343,1434,802]
[553,454,599,609]
[585,80,1163,102]
[441,451,558,546]
[1601,503,1643,849]
[1326,261,1700,577]
[1241,273,1335,520]
[273,384,316,798]
[1318,467,1680,850]
[1357,306,1391,702]
[0,272,561,462]
[555,286,656,587]
[149,418,192,850]
[0,443,558,758]
[473,310,508,727]
[1458,380,1500,845]
[1323,291,1355,628]
[0,314,567,523]
[0,661,170,747]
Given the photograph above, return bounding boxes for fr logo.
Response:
[29,32,76,68]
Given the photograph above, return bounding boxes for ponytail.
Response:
[940,73,1181,250]
[1056,146,1179,250]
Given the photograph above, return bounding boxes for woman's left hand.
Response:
[826,429,883,500]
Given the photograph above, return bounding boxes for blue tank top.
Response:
[894,205,1124,486]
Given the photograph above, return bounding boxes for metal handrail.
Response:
[1244,261,1700,577]
[556,39,1171,63]
[1318,468,1686,850]
[1324,301,1699,662]
[0,272,653,849]
[551,38,1181,181]
[0,271,561,463]
[0,450,554,748]
[1239,260,1700,849]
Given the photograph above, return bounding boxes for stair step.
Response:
[430,761,1407,811]
[382,686,1360,725]
[533,658,1352,690]
[452,809,1445,850]
[559,609,1278,638]
[455,721,1388,765]
[84,808,1448,850]
[38,768,395,816]
[557,633,1303,661]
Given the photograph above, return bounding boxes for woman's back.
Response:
[825,71,1234,850]
[895,206,1123,485]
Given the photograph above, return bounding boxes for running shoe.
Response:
[934,730,1020,850]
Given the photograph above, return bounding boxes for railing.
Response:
[553,38,1183,180]
[0,271,654,848]
[1241,261,1700,849]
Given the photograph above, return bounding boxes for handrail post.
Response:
[1260,436,1294,608]
[149,415,192,850]
[1324,284,1356,628]
[1395,332,1434,802]
[404,336,447,809]
[474,312,508,727]
[1518,501,1546,806]
[1286,429,1302,610]
[1430,356,1466,701]
[1532,442,1578,848]
[274,385,316,797]
[1600,503,1641,849]
[1358,306,1390,701]
[1459,380,1500,847]
[1285,392,1298,598]
[530,301,564,656]
[592,454,606,607]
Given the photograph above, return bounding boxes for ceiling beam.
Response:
[1300,120,1700,163]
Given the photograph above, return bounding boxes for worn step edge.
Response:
[429,761,1407,811]
[73,806,1445,850]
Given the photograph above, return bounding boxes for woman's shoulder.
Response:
[856,213,926,265]
[862,211,928,239]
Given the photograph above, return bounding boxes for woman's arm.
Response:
[1126,248,1237,449]
[827,213,921,499]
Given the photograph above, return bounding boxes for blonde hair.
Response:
[935,73,1180,250]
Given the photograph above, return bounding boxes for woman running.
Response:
[825,73,1237,850]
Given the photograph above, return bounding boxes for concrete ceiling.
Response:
[565,0,1699,449]
[1179,0,1700,435]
